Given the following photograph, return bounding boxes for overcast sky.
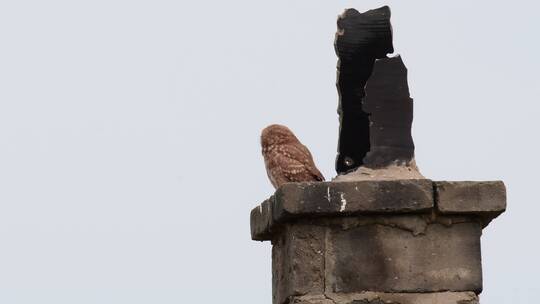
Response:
[0,0,538,303]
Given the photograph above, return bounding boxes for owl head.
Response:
[261,124,299,149]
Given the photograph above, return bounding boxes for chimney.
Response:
[250,6,506,304]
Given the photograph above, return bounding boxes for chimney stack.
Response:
[251,6,506,304]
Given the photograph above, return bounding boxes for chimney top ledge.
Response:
[250,179,506,241]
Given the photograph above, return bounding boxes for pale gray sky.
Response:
[0,0,538,303]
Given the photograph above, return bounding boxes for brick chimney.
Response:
[251,180,506,304]
[250,6,506,304]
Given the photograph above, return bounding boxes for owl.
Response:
[261,124,325,189]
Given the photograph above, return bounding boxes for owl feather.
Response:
[261,124,325,189]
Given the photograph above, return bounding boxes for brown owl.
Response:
[261,124,325,189]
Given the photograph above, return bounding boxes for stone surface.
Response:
[326,219,483,294]
[435,181,506,214]
[253,180,506,304]
[272,224,325,304]
[250,180,507,241]
[313,291,478,304]
[250,197,273,241]
[335,6,393,174]
[250,179,434,240]
[362,56,414,168]
[290,295,334,304]
[273,180,433,221]
[270,216,484,304]
[334,163,424,182]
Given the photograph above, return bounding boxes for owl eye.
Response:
[344,157,355,167]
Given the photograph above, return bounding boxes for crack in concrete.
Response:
[457,297,479,304]
[290,292,478,304]
[323,294,338,304]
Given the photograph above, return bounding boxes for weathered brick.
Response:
[250,197,273,241]
[326,218,483,293]
[435,181,506,213]
[273,224,326,304]
[302,291,479,304]
[273,179,433,221]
